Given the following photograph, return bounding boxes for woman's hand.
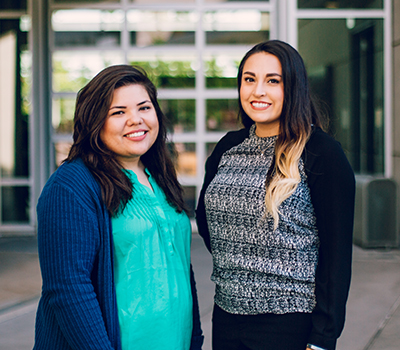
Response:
[306,344,326,350]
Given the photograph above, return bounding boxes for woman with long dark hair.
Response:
[34,64,203,350]
[196,40,355,350]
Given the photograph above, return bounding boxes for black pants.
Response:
[212,304,312,350]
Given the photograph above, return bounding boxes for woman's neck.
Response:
[123,159,153,191]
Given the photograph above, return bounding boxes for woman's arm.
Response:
[196,152,219,252]
[190,264,204,349]
[36,183,116,350]
[305,130,356,350]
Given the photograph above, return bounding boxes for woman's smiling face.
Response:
[240,52,284,137]
[100,84,159,170]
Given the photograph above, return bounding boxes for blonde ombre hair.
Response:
[237,40,325,228]
[265,133,310,228]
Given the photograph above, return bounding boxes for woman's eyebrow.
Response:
[137,100,151,106]
[109,100,151,110]
[243,71,282,77]
[109,105,126,110]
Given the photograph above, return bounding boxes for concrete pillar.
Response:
[393,0,400,243]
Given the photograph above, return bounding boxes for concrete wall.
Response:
[393,0,400,240]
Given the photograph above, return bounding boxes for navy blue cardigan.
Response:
[34,158,203,349]
[196,127,355,350]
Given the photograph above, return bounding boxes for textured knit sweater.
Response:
[34,158,203,350]
[205,125,319,315]
[196,127,355,350]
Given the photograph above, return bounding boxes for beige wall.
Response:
[393,0,400,238]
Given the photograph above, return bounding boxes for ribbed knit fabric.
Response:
[34,159,204,350]
[204,125,319,315]
[34,159,119,350]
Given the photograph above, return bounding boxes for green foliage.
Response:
[159,99,196,133]
[131,60,195,88]
[53,61,93,92]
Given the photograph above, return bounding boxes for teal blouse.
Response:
[112,169,193,350]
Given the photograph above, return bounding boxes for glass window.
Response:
[55,141,72,167]
[175,143,196,177]
[129,53,196,89]
[52,97,76,134]
[54,0,119,3]
[298,0,383,9]
[206,142,217,158]
[52,10,123,48]
[159,99,196,134]
[1,186,30,223]
[0,18,31,178]
[130,0,195,3]
[0,12,31,229]
[127,10,197,47]
[204,54,241,88]
[206,99,240,132]
[298,18,384,174]
[204,10,270,45]
[53,51,124,92]
[205,0,267,2]
[0,0,26,10]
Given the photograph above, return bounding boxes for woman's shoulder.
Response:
[42,158,101,199]
[305,127,354,178]
[49,158,92,182]
[206,128,249,166]
[215,128,249,153]
[220,127,249,142]
[306,127,345,156]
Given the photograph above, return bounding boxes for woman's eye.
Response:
[111,110,124,116]
[268,79,280,84]
[244,77,254,83]
[139,105,151,111]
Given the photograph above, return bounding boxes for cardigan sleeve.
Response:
[36,182,115,350]
[304,130,356,350]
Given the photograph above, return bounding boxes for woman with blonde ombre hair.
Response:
[196,40,355,350]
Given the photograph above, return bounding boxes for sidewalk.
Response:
[0,237,41,312]
[1,234,400,349]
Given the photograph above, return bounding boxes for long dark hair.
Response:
[66,64,186,216]
[237,40,325,227]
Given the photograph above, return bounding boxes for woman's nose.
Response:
[126,112,143,125]
[254,81,266,97]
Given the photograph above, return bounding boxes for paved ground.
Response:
[1,234,400,350]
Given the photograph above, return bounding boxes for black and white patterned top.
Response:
[204,124,319,315]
